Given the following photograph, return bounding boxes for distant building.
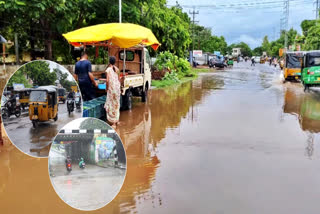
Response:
[232,48,241,57]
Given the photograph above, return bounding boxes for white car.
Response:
[254,57,261,63]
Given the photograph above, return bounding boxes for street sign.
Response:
[193,50,202,57]
[13,83,24,90]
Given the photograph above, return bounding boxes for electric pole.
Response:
[189,7,199,51]
[316,0,320,19]
[119,0,122,23]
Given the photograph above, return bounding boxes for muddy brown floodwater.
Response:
[1,62,320,214]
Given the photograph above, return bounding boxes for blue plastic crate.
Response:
[83,109,89,117]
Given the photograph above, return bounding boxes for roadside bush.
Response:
[162,71,180,83]
[154,51,193,80]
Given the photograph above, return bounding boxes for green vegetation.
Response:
[227,42,252,57]
[7,69,32,88]
[54,68,75,92]
[19,61,57,86]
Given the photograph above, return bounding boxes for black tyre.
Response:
[141,86,148,103]
[54,114,58,121]
[122,90,132,110]
[32,121,38,128]
[2,109,8,120]
[15,108,21,118]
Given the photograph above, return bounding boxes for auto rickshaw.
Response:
[29,86,58,128]
[14,88,31,110]
[301,50,320,91]
[283,51,304,81]
[58,88,66,103]
[260,57,266,64]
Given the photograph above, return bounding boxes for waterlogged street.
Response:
[2,102,82,157]
[0,62,320,213]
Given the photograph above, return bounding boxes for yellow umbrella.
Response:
[62,23,160,50]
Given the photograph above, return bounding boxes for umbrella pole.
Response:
[123,49,126,76]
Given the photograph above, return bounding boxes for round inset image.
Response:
[1,60,82,157]
[48,117,126,211]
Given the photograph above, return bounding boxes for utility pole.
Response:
[189,7,199,65]
[316,0,320,19]
[14,33,19,65]
[189,7,199,51]
[119,0,122,23]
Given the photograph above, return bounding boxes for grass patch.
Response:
[152,73,199,88]
[191,68,212,73]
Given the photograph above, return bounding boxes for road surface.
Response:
[3,102,82,157]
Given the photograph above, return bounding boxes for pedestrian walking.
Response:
[74,51,97,101]
[251,57,255,66]
[104,56,121,128]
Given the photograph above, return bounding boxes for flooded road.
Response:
[2,102,82,157]
[1,62,320,213]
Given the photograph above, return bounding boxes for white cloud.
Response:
[231,34,262,49]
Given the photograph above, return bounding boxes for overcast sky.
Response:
[167,0,315,48]
[48,60,74,81]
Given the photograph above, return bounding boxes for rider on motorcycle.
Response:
[79,157,85,168]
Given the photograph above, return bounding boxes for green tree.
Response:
[20,61,57,86]
[80,118,111,130]
[227,42,252,57]
[7,69,32,88]
[261,35,270,54]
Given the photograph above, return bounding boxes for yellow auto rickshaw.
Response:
[14,88,31,110]
[29,86,58,128]
[283,51,304,81]
[58,88,66,103]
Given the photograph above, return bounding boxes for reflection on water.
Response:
[283,88,320,158]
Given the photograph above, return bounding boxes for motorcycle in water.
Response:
[75,96,81,110]
[79,158,85,169]
[1,97,21,119]
[65,158,72,173]
[67,98,75,116]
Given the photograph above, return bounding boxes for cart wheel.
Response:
[32,121,38,128]
[141,86,148,102]
[122,90,132,110]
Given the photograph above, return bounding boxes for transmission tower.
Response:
[282,0,290,49]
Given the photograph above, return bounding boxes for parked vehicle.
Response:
[1,95,21,119]
[301,51,320,91]
[109,47,152,110]
[29,86,58,128]
[62,23,160,111]
[209,58,227,68]
[58,88,66,103]
[283,51,304,81]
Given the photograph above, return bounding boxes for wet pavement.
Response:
[0,62,320,213]
[2,102,82,157]
[50,160,125,211]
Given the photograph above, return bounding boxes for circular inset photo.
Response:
[48,117,126,211]
[1,60,82,157]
